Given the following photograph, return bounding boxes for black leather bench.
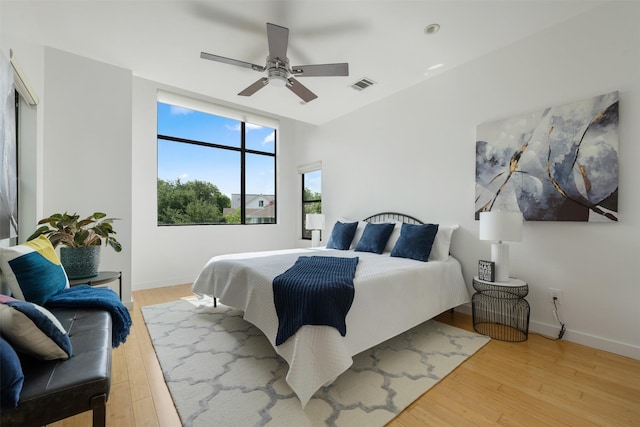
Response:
[1,308,112,427]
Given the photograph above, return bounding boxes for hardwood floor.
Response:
[51,283,640,426]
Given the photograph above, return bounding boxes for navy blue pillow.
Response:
[355,223,396,254]
[0,336,24,409]
[326,221,359,250]
[391,223,439,262]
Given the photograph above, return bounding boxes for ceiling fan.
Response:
[200,23,349,103]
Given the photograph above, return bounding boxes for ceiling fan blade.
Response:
[238,77,269,96]
[286,77,317,103]
[266,23,289,61]
[200,52,265,72]
[292,63,349,77]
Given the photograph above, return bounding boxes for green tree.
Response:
[157,178,231,224]
[303,186,322,215]
[224,208,241,224]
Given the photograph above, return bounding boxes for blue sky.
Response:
[304,170,321,196]
[157,103,276,198]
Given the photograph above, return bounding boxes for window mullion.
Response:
[240,122,246,224]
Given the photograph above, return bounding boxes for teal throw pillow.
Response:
[0,235,69,305]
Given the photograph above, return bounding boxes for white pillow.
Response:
[428,224,459,261]
[383,220,403,253]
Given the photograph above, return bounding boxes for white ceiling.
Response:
[4,0,604,125]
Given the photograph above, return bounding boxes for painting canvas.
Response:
[0,50,18,240]
[475,91,619,222]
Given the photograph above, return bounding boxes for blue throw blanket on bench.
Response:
[45,285,132,348]
[273,256,359,346]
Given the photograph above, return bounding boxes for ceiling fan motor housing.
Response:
[267,57,289,87]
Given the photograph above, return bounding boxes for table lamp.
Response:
[479,211,523,282]
[305,214,325,247]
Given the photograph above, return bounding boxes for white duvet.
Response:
[191,247,470,407]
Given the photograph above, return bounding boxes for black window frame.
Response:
[157,102,277,226]
[301,170,322,239]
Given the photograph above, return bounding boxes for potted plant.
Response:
[28,212,122,279]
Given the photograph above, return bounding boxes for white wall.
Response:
[292,2,640,359]
[131,77,300,290]
[42,48,133,304]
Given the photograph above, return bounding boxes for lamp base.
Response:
[491,242,510,282]
[311,229,320,248]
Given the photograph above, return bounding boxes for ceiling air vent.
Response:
[350,77,376,91]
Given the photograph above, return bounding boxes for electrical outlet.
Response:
[549,288,563,305]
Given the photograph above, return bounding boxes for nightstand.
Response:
[472,277,530,342]
[69,271,122,301]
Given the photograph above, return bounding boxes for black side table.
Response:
[472,277,530,342]
[69,271,122,301]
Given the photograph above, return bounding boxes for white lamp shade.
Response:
[305,214,325,231]
[479,211,523,242]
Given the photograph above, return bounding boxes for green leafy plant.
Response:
[28,212,122,252]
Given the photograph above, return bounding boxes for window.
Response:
[157,94,277,225]
[302,169,322,239]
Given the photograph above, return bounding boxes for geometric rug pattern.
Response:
[142,298,489,427]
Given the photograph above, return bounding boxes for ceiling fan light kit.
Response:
[267,58,289,87]
[201,22,349,102]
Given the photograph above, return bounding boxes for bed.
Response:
[191,213,470,407]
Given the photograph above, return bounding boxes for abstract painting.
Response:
[0,50,18,240]
[475,91,619,222]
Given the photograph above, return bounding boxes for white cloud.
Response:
[225,123,264,132]
[170,106,193,116]
[263,131,275,145]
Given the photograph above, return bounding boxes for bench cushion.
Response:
[0,307,112,426]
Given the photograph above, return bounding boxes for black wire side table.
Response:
[472,277,530,342]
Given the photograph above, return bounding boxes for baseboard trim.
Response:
[454,302,639,360]
[530,320,640,360]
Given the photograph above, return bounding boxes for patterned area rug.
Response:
[142,298,489,427]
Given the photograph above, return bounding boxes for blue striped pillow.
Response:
[355,222,396,254]
[391,223,439,262]
[326,221,358,250]
[0,297,72,360]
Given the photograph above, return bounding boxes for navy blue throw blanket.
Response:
[45,285,132,348]
[273,256,359,346]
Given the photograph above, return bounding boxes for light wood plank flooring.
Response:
[51,283,640,426]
